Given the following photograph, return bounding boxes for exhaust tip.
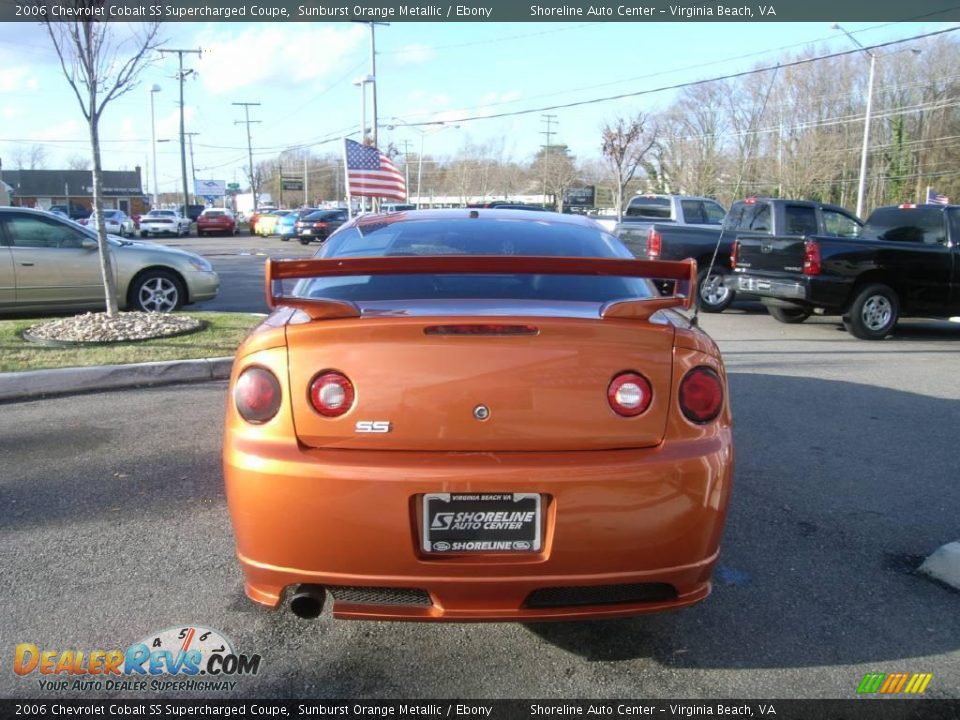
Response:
[290,585,326,619]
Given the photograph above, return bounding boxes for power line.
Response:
[391,26,960,129]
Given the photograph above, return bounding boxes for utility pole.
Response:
[540,114,558,207]
[233,102,261,211]
[400,139,412,201]
[159,47,202,217]
[185,132,199,203]
[304,154,309,207]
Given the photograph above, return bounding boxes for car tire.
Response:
[843,283,899,340]
[129,269,185,313]
[299,238,311,246]
[697,267,735,313]
[768,306,812,324]
[140,231,150,238]
[280,236,290,242]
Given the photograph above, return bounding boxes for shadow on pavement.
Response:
[526,372,960,669]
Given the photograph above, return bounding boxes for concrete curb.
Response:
[919,541,960,591]
[0,356,234,403]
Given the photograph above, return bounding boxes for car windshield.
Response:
[295,217,656,303]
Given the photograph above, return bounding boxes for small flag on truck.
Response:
[925,187,950,205]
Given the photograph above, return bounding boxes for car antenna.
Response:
[692,62,780,328]
[692,224,728,328]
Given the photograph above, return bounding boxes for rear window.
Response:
[863,207,946,245]
[296,217,655,303]
[202,210,225,217]
[624,196,671,219]
[724,201,771,232]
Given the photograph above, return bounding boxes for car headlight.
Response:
[188,256,213,272]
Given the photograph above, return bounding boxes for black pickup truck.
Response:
[730,204,960,339]
[616,197,862,312]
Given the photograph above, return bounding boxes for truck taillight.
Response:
[731,240,740,269]
[802,240,821,276]
[647,228,662,259]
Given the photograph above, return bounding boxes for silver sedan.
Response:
[0,207,219,314]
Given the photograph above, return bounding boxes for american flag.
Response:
[926,188,950,205]
[344,138,406,201]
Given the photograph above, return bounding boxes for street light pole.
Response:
[149,84,161,209]
[832,24,875,218]
[856,53,876,218]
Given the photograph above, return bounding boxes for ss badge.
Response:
[355,421,391,433]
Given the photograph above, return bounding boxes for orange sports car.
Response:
[223,209,734,622]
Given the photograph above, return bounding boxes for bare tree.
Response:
[66,154,91,171]
[44,11,162,317]
[12,144,48,170]
[601,114,658,221]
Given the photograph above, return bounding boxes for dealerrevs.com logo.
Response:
[14,626,262,692]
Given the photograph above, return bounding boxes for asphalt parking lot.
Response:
[159,231,317,313]
[2,298,958,699]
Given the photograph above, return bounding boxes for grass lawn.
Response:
[0,312,263,373]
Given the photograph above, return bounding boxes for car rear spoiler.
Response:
[265,256,697,320]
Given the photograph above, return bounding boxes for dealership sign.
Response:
[194,179,226,197]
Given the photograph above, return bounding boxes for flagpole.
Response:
[343,138,353,220]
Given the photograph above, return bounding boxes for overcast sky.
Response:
[0,19,950,194]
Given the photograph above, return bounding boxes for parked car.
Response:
[82,209,135,237]
[255,210,290,237]
[223,209,733,622]
[0,207,219,313]
[247,206,278,235]
[179,204,206,223]
[197,208,238,237]
[276,209,318,242]
[619,197,862,312]
[730,203,960,339]
[381,203,417,212]
[139,210,192,238]
[48,203,92,221]
[294,209,349,245]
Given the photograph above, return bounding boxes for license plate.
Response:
[300,229,312,235]
[739,277,770,291]
[422,493,541,553]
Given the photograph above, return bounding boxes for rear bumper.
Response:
[728,273,807,300]
[224,434,733,621]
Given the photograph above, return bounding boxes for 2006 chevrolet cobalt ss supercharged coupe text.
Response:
[223,209,733,622]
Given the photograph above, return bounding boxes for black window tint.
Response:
[703,201,726,225]
[624,197,671,219]
[864,207,946,245]
[723,203,747,230]
[680,200,706,224]
[749,204,772,232]
[785,205,818,235]
[948,209,960,245]
[304,218,653,303]
[6,215,89,249]
[822,210,862,238]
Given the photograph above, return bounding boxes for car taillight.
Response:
[234,367,282,424]
[731,240,739,269]
[679,367,723,424]
[607,372,653,417]
[313,222,328,229]
[309,371,355,417]
[647,228,662,259]
[802,239,821,276]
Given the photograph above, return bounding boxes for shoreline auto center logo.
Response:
[856,672,933,695]
[14,626,262,692]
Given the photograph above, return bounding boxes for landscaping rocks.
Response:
[24,312,202,344]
